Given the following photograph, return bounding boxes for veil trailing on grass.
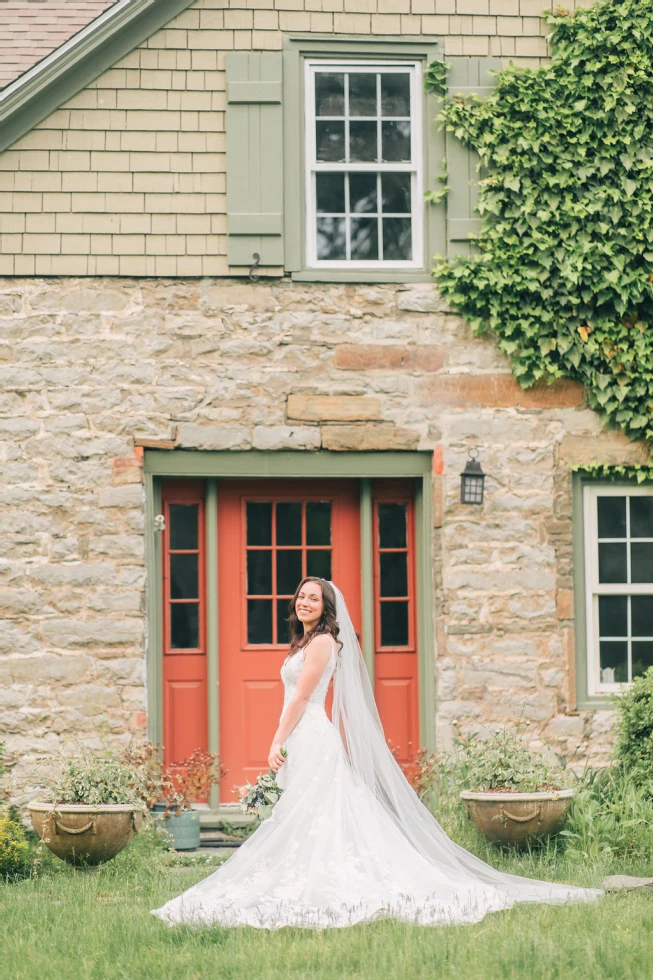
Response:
[329,582,602,901]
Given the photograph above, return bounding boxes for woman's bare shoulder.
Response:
[304,633,333,657]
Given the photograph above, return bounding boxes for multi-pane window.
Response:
[374,500,414,649]
[164,498,205,652]
[584,486,653,692]
[245,499,332,646]
[305,61,422,268]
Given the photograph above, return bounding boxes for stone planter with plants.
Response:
[458,725,574,849]
[28,747,147,866]
[124,744,226,852]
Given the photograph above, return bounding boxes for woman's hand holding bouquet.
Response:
[235,748,287,818]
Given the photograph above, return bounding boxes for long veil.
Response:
[330,582,601,900]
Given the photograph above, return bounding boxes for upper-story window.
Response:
[583,485,653,694]
[304,61,423,270]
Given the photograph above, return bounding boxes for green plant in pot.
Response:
[125,745,226,852]
[27,745,147,866]
[458,725,575,849]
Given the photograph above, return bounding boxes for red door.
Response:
[372,480,419,773]
[160,477,419,801]
[161,480,208,774]
[217,480,361,802]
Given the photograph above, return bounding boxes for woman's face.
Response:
[295,580,325,629]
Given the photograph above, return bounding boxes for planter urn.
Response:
[28,802,145,866]
[151,803,201,850]
[460,789,575,849]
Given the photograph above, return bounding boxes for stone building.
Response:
[0,0,649,811]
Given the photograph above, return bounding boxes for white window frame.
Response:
[304,59,423,270]
[584,483,653,696]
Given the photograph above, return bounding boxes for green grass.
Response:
[2,831,652,980]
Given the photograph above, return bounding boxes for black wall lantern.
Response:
[460,449,486,505]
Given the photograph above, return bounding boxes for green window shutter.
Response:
[446,58,500,257]
[226,52,284,268]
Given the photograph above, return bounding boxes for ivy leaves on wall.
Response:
[433,0,653,447]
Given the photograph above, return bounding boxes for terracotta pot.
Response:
[460,788,575,849]
[28,802,145,866]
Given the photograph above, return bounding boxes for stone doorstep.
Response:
[198,805,256,830]
[601,875,653,892]
[199,833,243,850]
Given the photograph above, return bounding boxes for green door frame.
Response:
[144,451,436,809]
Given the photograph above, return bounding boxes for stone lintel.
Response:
[321,424,420,451]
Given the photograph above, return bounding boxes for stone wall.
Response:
[0,0,596,277]
[1,275,648,791]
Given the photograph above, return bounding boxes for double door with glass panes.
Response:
[160,478,420,802]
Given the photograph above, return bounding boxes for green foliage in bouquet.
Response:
[237,749,287,815]
[457,726,569,793]
[433,0,653,444]
[612,665,653,790]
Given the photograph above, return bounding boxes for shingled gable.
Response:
[0,2,119,90]
[0,0,197,152]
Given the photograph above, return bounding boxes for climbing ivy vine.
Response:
[433,0,653,448]
[573,463,653,484]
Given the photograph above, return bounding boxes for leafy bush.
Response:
[456,727,568,792]
[42,742,225,811]
[0,807,31,880]
[434,0,653,442]
[122,742,225,814]
[52,747,145,807]
[613,665,653,789]
[121,742,174,809]
[562,765,653,861]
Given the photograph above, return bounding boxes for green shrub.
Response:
[612,666,653,789]
[0,808,31,880]
[562,765,653,861]
[52,748,145,807]
[455,727,569,793]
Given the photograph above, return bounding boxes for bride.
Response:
[152,577,601,929]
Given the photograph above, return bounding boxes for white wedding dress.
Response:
[151,632,601,930]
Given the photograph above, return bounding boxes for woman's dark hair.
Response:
[287,577,342,654]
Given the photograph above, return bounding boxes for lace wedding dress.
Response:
[151,589,602,930]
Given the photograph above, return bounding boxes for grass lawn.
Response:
[1,831,652,980]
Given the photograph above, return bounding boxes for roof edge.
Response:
[0,0,198,152]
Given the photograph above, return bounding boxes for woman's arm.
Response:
[267,634,333,772]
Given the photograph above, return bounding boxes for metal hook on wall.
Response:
[249,252,261,282]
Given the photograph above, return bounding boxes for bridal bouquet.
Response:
[235,749,287,819]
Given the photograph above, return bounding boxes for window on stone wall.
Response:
[304,61,423,270]
[584,485,653,694]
